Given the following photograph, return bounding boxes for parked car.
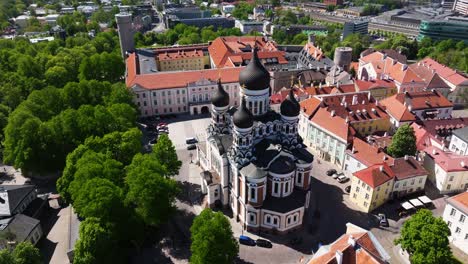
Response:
[345,185,351,193]
[239,235,256,246]
[187,144,197,150]
[337,175,349,183]
[332,173,340,179]
[378,213,389,227]
[186,137,198,144]
[326,169,337,176]
[256,239,272,248]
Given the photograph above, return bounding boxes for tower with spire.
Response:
[199,46,314,235]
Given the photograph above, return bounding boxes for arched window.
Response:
[205,94,209,101]
[286,126,290,134]
[266,126,270,133]
[199,94,202,101]
[259,101,263,113]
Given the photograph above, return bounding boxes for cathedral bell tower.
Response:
[210,78,231,134]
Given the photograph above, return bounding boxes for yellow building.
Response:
[350,163,394,213]
[354,79,397,101]
[346,103,392,137]
[155,44,209,72]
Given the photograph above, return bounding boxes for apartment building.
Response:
[450,126,468,156]
[423,146,468,194]
[442,192,468,255]
[411,118,468,153]
[154,44,209,71]
[354,79,397,101]
[343,137,393,176]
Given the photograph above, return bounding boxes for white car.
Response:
[337,175,349,183]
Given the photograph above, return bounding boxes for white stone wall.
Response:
[450,135,468,156]
[443,201,468,255]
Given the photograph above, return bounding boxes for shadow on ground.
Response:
[37,207,61,263]
[177,181,203,206]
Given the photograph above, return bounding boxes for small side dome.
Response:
[280,89,300,117]
[211,78,230,107]
[239,47,271,91]
[233,97,254,128]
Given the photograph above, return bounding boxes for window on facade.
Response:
[182,90,185,94]
[460,214,466,223]
[168,91,171,95]
[177,90,180,95]
[356,187,360,192]
[274,182,279,194]
[447,221,452,227]
[285,182,289,194]
[143,101,147,106]
[273,218,278,225]
[451,208,456,216]
[447,184,451,190]
[287,217,291,225]
[250,214,255,223]
[142,93,146,98]
[250,187,256,201]
[449,176,454,182]
[363,202,368,207]
[297,173,302,184]
[395,183,399,188]
[153,92,156,96]
[366,186,370,191]
[353,193,357,199]
[365,193,369,200]
[136,94,140,99]
[419,178,423,184]
[403,182,407,187]
[411,179,415,185]
[162,91,165,96]
[455,227,461,233]
[266,215,271,223]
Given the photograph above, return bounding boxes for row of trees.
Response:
[134,24,242,47]
[60,132,181,263]
[0,31,124,157]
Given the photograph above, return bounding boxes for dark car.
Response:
[345,185,351,193]
[326,169,337,176]
[256,239,273,248]
[187,144,197,150]
[378,213,389,227]
[239,235,256,246]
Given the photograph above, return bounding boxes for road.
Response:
[307,12,420,37]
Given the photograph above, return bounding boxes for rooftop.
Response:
[348,137,393,167]
[353,163,394,188]
[411,118,468,150]
[0,214,40,249]
[391,156,428,181]
[262,189,307,213]
[418,58,468,86]
[311,106,356,142]
[452,126,468,143]
[424,146,468,172]
[447,192,468,216]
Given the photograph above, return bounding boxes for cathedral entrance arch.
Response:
[201,106,210,114]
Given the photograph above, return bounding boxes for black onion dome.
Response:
[211,79,230,107]
[280,89,300,117]
[233,97,254,128]
[239,47,270,91]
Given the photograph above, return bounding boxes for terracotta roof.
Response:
[410,118,468,151]
[391,157,427,180]
[447,192,468,215]
[300,97,322,117]
[393,91,453,110]
[126,67,244,90]
[419,58,468,86]
[304,43,326,61]
[270,89,304,105]
[329,103,389,123]
[308,232,385,264]
[303,86,335,96]
[126,52,138,88]
[208,36,287,68]
[355,79,396,91]
[379,95,416,122]
[360,49,407,64]
[350,62,359,73]
[318,92,373,107]
[423,146,468,172]
[353,163,394,188]
[348,138,393,167]
[311,107,355,142]
[157,49,203,61]
[427,74,451,89]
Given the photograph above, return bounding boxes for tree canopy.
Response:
[190,209,239,264]
[152,134,182,176]
[394,209,458,264]
[387,124,417,158]
[0,242,42,264]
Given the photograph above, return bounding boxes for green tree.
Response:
[45,66,69,88]
[394,209,457,264]
[125,153,180,227]
[387,124,417,158]
[12,242,42,264]
[190,209,238,264]
[152,134,182,176]
[74,218,123,264]
[0,250,15,264]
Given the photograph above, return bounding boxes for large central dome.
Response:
[239,47,271,91]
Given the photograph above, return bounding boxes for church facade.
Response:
[198,48,314,234]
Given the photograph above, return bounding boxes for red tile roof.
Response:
[391,157,427,180]
[379,94,416,122]
[355,79,396,91]
[157,49,203,61]
[308,232,385,264]
[348,138,393,167]
[126,52,138,88]
[304,43,326,61]
[353,163,394,188]
[300,97,322,117]
[423,146,468,172]
[208,36,287,68]
[311,107,355,142]
[410,118,468,151]
[395,91,453,110]
[418,58,468,86]
[447,192,468,215]
[126,66,244,90]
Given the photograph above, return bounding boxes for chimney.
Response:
[335,250,343,264]
[331,110,336,117]
[404,155,409,160]
[368,92,371,101]
[362,100,365,105]
[372,108,377,114]
[380,165,384,172]
[352,95,358,105]
[432,149,437,155]
[344,102,348,108]
[347,235,356,247]
[461,161,466,168]
[383,155,387,161]
[384,132,388,136]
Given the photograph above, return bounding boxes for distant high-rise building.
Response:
[453,0,468,14]
[115,13,135,58]
[342,20,368,39]
[418,20,468,43]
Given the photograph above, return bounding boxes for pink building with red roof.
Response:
[422,146,468,194]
